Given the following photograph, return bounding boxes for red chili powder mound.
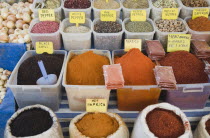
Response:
[160,51,208,84]
[205,119,210,135]
[146,108,185,138]
[31,21,59,33]
[75,113,119,138]
[114,48,156,85]
[187,17,210,31]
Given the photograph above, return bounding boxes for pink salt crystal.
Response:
[31,21,59,33]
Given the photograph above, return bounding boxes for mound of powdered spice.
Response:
[205,119,210,135]
[31,21,59,33]
[94,0,120,9]
[75,113,119,137]
[67,51,110,85]
[182,0,208,7]
[64,0,91,9]
[125,21,153,32]
[10,108,53,137]
[160,51,208,84]
[146,108,185,138]
[64,25,90,33]
[115,48,156,85]
[187,17,210,31]
[94,21,122,33]
[123,0,149,9]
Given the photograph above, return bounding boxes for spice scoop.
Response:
[36,60,57,85]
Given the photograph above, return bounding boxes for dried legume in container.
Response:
[93,19,123,50]
[181,0,208,7]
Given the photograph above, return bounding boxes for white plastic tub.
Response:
[93,18,123,50]
[154,17,188,48]
[149,0,181,20]
[62,0,92,18]
[93,0,122,19]
[31,0,63,20]
[123,18,155,48]
[121,0,151,19]
[178,0,210,18]
[185,16,210,43]
[60,18,92,50]
[29,18,62,50]
[7,50,67,111]
[62,49,112,111]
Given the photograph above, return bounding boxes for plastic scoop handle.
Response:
[38,60,48,79]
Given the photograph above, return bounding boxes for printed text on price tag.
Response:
[131,10,146,21]
[69,12,85,26]
[39,9,55,21]
[86,99,107,112]
[192,8,209,19]
[124,39,142,51]
[167,34,191,52]
[100,10,116,21]
[36,42,54,54]
[162,8,179,20]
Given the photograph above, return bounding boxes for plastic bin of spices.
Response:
[185,16,210,43]
[93,0,122,19]
[93,18,123,50]
[62,0,92,18]
[121,0,151,19]
[31,0,63,20]
[62,49,112,111]
[29,18,62,50]
[178,0,210,18]
[123,18,155,49]
[112,49,161,111]
[60,18,92,50]
[7,50,67,111]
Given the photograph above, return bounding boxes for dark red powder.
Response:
[64,0,91,9]
[160,51,208,84]
[205,119,210,135]
[146,108,185,138]
[31,21,59,33]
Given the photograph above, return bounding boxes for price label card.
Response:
[167,34,191,52]
[69,12,85,26]
[130,10,146,21]
[162,8,179,20]
[192,8,209,19]
[36,42,54,54]
[100,10,116,21]
[86,99,107,112]
[124,39,142,51]
[39,9,55,21]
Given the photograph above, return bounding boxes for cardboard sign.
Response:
[162,8,179,20]
[100,10,116,21]
[69,12,85,27]
[36,42,54,54]
[86,99,107,112]
[124,39,142,51]
[192,8,209,19]
[39,9,55,21]
[131,10,146,21]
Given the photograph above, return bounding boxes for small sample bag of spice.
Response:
[146,40,165,60]
[191,40,210,59]
[154,18,188,48]
[93,18,123,50]
[194,114,210,138]
[123,18,155,47]
[62,0,92,18]
[121,0,151,19]
[132,103,193,138]
[93,0,122,19]
[4,104,63,138]
[32,0,63,20]
[185,16,210,43]
[29,18,61,50]
[150,0,181,20]
[60,18,92,50]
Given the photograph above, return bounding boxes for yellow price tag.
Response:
[162,8,179,20]
[86,99,107,112]
[130,10,146,21]
[36,42,54,54]
[167,34,191,52]
[69,12,85,27]
[100,10,116,21]
[192,8,209,19]
[38,9,55,21]
[124,39,142,51]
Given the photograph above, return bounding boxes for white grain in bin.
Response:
[4,104,64,138]
[131,103,193,138]
[194,114,210,138]
[69,112,129,138]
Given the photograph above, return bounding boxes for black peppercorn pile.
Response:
[64,0,91,9]
[94,21,122,33]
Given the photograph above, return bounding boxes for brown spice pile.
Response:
[146,108,185,138]
[188,17,210,31]
[205,119,210,135]
[75,113,119,137]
